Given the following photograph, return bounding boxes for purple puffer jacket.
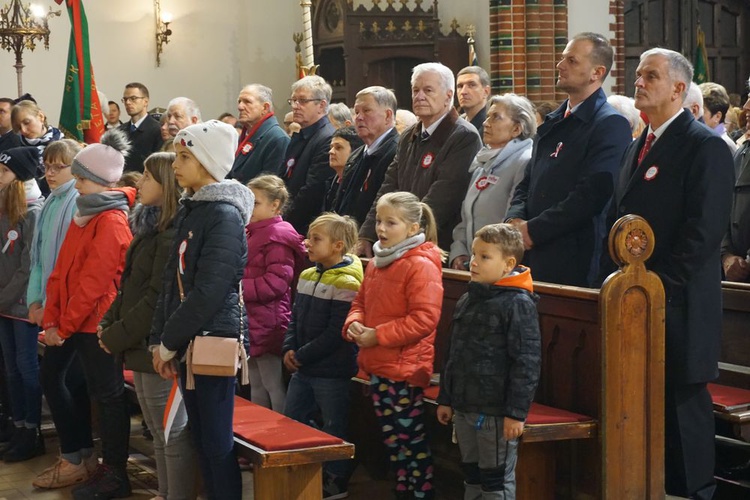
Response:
[243,216,307,357]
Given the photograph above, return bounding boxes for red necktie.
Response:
[564,109,571,119]
[637,133,655,165]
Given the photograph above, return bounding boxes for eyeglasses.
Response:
[121,96,146,104]
[44,163,70,175]
[287,98,321,106]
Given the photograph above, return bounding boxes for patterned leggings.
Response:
[371,375,434,498]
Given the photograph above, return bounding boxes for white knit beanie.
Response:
[174,120,238,181]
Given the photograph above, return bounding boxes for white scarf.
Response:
[372,233,426,268]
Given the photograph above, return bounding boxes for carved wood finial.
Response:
[449,19,460,33]
[608,214,655,267]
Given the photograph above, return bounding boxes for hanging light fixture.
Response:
[0,0,60,96]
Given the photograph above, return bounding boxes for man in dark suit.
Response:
[605,48,734,499]
[722,103,750,282]
[118,83,163,172]
[227,84,289,185]
[356,62,482,255]
[279,75,335,235]
[330,86,399,226]
[506,32,632,287]
[456,66,490,138]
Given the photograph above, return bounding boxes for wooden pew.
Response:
[349,215,666,499]
[714,281,750,441]
[232,397,354,500]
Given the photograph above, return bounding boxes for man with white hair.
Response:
[166,97,201,138]
[357,62,482,256]
[227,84,289,184]
[604,48,734,500]
[684,81,704,120]
[279,75,335,234]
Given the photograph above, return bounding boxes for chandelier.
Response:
[0,0,60,95]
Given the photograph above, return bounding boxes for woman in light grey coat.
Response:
[450,94,537,269]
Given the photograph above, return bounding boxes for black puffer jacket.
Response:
[437,267,541,421]
[101,205,174,372]
[149,180,254,355]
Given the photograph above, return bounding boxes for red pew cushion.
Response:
[233,397,344,451]
[708,383,750,412]
[422,385,592,424]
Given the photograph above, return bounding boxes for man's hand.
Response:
[356,239,374,258]
[44,327,64,346]
[28,302,43,326]
[507,218,533,249]
[436,405,453,425]
[283,350,301,373]
[503,417,524,441]
[723,254,750,282]
[451,255,469,270]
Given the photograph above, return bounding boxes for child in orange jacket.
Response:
[42,129,135,499]
[344,191,444,500]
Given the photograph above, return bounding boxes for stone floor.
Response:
[0,415,691,500]
[0,416,395,500]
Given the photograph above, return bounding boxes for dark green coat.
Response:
[100,209,174,373]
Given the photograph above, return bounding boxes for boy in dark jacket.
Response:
[282,213,363,500]
[437,223,541,500]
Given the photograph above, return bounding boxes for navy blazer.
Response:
[279,116,335,235]
[227,117,290,185]
[507,88,631,287]
[607,109,734,385]
[120,116,163,173]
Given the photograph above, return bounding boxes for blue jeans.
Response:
[284,372,352,479]
[0,317,41,427]
[180,367,241,500]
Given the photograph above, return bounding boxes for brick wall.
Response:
[489,0,568,103]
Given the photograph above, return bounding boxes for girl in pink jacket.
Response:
[345,191,444,500]
[243,175,306,411]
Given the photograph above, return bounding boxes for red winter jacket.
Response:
[43,188,135,338]
[344,242,444,388]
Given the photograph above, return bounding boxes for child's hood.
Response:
[494,265,534,293]
[189,179,255,224]
[111,186,137,207]
[409,241,444,268]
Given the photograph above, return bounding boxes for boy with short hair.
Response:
[437,223,541,500]
[282,212,363,500]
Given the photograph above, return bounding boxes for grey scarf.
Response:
[372,233,426,268]
[74,190,130,227]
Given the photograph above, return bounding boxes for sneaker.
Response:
[33,458,91,489]
[3,427,45,462]
[71,464,131,499]
[323,473,349,500]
